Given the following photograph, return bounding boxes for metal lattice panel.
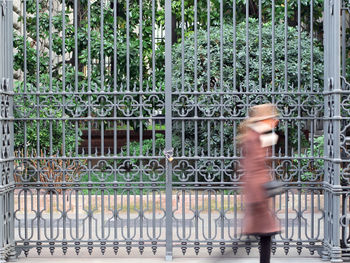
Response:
[0,1,16,262]
[6,0,349,261]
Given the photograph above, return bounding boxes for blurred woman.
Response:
[239,104,281,263]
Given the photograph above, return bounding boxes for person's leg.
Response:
[260,235,271,263]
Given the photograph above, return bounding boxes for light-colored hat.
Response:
[247,103,279,123]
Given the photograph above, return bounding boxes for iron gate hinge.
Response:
[3,78,9,90]
[329,0,334,15]
[328,77,333,90]
[1,0,6,16]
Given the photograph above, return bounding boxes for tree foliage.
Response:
[13,0,325,156]
[171,19,324,157]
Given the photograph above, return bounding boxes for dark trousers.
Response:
[260,235,271,263]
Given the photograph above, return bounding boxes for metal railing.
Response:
[0,0,349,262]
[0,1,16,262]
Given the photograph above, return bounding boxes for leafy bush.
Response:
[172,18,323,91]
[13,0,166,90]
[13,82,81,155]
[172,19,324,157]
[121,133,165,161]
[294,135,324,182]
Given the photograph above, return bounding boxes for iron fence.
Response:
[1,0,349,262]
[339,0,350,259]
[0,1,16,262]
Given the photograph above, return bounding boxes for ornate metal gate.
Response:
[0,0,349,262]
[0,0,16,262]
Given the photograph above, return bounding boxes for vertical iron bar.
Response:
[322,0,330,258]
[49,0,53,92]
[340,5,347,253]
[22,0,28,219]
[194,0,199,254]
[50,191,53,241]
[100,0,105,161]
[112,0,118,251]
[74,0,78,92]
[180,6,185,239]
[232,0,237,158]
[74,0,79,159]
[207,122,210,156]
[245,0,249,91]
[101,0,104,89]
[35,0,42,252]
[165,0,173,259]
[219,0,223,93]
[113,0,117,92]
[101,190,105,243]
[297,0,302,252]
[125,7,131,242]
[0,57,5,256]
[113,0,118,246]
[0,193,3,260]
[0,2,2,77]
[233,0,236,91]
[310,0,314,90]
[0,1,16,259]
[284,0,288,91]
[234,193,237,239]
[271,0,275,89]
[208,190,212,246]
[152,186,156,246]
[36,0,40,92]
[73,0,80,253]
[182,189,186,247]
[151,72,157,252]
[152,0,155,91]
[207,0,210,91]
[87,0,93,254]
[258,0,262,89]
[341,5,346,83]
[126,0,130,91]
[22,0,29,254]
[112,91,118,247]
[49,0,53,159]
[113,36,118,255]
[61,0,67,254]
[139,0,143,92]
[138,0,144,252]
[219,0,224,250]
[8,1,15,258]
[181,0,184,92]
[271,0,276,217]
[23,0,27,92]
[329,1,342,261]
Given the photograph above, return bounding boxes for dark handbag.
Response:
[263,180,285,197]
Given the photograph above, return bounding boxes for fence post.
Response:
[324,0,343,262]
[164,0,173,260]
[0,1,16,262]
[323,0,330,259]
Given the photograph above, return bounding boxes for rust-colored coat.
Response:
[241,128,280,236]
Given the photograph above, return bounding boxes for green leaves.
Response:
[171,19,324,163]
[173,19,323,91]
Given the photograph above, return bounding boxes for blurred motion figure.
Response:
[239,104,281,263]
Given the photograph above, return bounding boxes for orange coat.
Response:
[241,128,280,236]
